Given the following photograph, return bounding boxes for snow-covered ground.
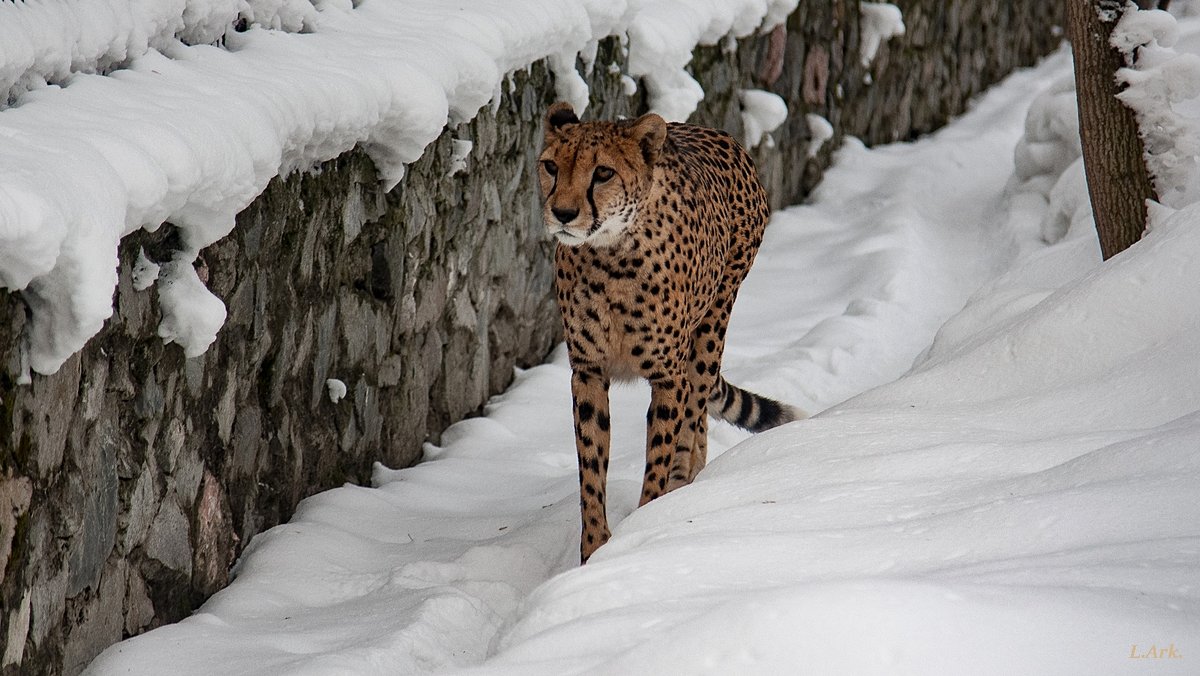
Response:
[85,8,1200,676]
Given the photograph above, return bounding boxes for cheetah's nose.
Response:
[552,207,579,224]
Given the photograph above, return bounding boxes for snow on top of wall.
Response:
[0,0,795,377]
[738,88,787,148]
[624,0,799,122]
[0,0,316,105]
[805,112,833,158]
[858,2,905,67]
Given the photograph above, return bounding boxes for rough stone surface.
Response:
[143,498,192,578]
[0,473,32,588]
[0,3,1060,674]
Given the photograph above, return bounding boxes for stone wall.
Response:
[0,2,1061,674]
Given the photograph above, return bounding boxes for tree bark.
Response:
[1066,0,1159,259]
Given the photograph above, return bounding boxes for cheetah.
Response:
[538,101,804,563]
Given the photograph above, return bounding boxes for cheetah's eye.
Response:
[542,160,558,176]
[593,166,615,183]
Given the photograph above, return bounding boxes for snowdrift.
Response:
[478,201,1200,676]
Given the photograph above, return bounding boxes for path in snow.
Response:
[90,50,1073,675]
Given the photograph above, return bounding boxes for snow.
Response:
[0,0,794,377]
[130,248,161,292]
[1112,6,1200,207]
[619,73,638,96]
[155,257,227,358]
[623,0,800,121]
[0,0,316,104]
[805,112,834,158]
[447,139,474,177]
[1009,73,1092,247]
[858,2,905,67]
[1112,5,1180,55]
[325,378,347,404]
[1018,3,1200,248]
[84,16,1200,676]
[738,88,787,149]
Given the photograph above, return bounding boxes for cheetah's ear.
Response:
[546,102,579,134]
[628,112,667,167]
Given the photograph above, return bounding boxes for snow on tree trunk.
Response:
[1066,0,1160,259]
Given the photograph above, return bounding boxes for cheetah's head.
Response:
[537,102,667,248]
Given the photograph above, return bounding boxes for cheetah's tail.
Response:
[707,377,807,433]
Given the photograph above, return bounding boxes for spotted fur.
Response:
[538,102,805,563]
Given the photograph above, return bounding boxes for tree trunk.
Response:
[1066,0,1159,259]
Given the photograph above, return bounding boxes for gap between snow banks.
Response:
[0,0,799,377]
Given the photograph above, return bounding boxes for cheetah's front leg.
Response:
[571,367,612,563]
